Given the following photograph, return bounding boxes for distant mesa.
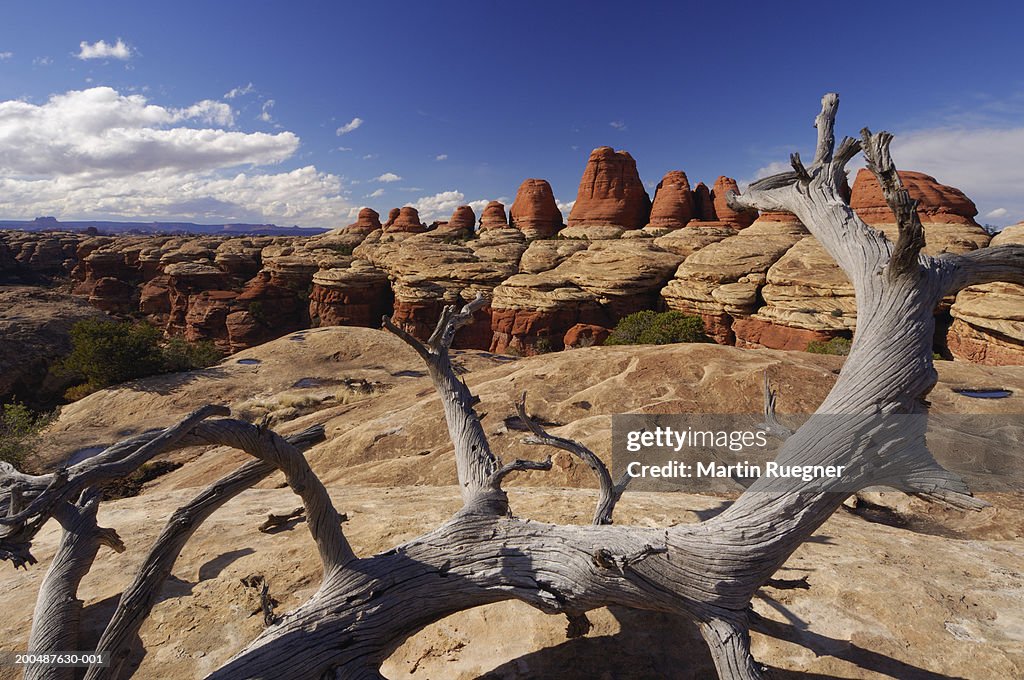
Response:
[567,146,650,230]
[510,179,562,239]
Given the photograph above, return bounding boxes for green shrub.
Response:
[161,338,224,373]
[604,310,710,346]
[0,402,51,470]
[59,319,224,399]
[59,319,166,391]
[806,337,853,356]
[534,336,554,354]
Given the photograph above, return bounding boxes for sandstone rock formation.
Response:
[647,171,694,230]
[652,223,737,257]
[850,168,990,257]
[563,323,610,348]
[345,207,383,234]
[491,240,682,354]
[479,201,508,230]
[309,261,393,328]
[851,168,979,225]
[435,205,476,236]
[693,182,715,221]
[711,176,756,229]
[386,230,527,349]
[662,212,807,343]
[510,179,563,239]
[948,223,1024,365]
[382,207,426,234]
[567,147,650,230]
[382,208,401,231]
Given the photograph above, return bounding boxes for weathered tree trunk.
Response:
[3,93,1021,680]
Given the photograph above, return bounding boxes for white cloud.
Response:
[0,52,12,60]
[362,153,377,160]
[556,199,575,218]
[367,188,385,198]
[76,38,133,61]
[411,190,466,221]
[0,86,352,227]
[435,153,448,161]
[609,120,626,131]
[336,117,363,135]
[374,172,401,183]
[258,99,275,123]
[224,82,254,99]
[889,126,1024,225]
[33,56,52,66]
[337,146,352,152]
[740,124,1024,226]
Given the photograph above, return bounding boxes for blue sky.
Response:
[1,0,1022,228]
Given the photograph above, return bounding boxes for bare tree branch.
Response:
[811,92,839,167]
[486,457,552,491]
[383,294,501,511]
[939,244,1024,296]
[759,371,792,440]
[86,425,326,680]
[26,488,122,680]
[861,127,926,277]
[514,392,619,525]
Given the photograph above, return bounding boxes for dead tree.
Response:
[3,93,1022,680]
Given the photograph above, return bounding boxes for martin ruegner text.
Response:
[626,461,846,482]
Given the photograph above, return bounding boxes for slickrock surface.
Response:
[567,147,651,230]
[6,329,1022,679]
[510,179,563,238]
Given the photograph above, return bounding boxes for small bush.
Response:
[161,338,223,373]
[806,337,853,356]
[534,336,554,354]
[59,319,166,391]
[59,319,224,399]
[604,310,709,346]
[0,402,52,470]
